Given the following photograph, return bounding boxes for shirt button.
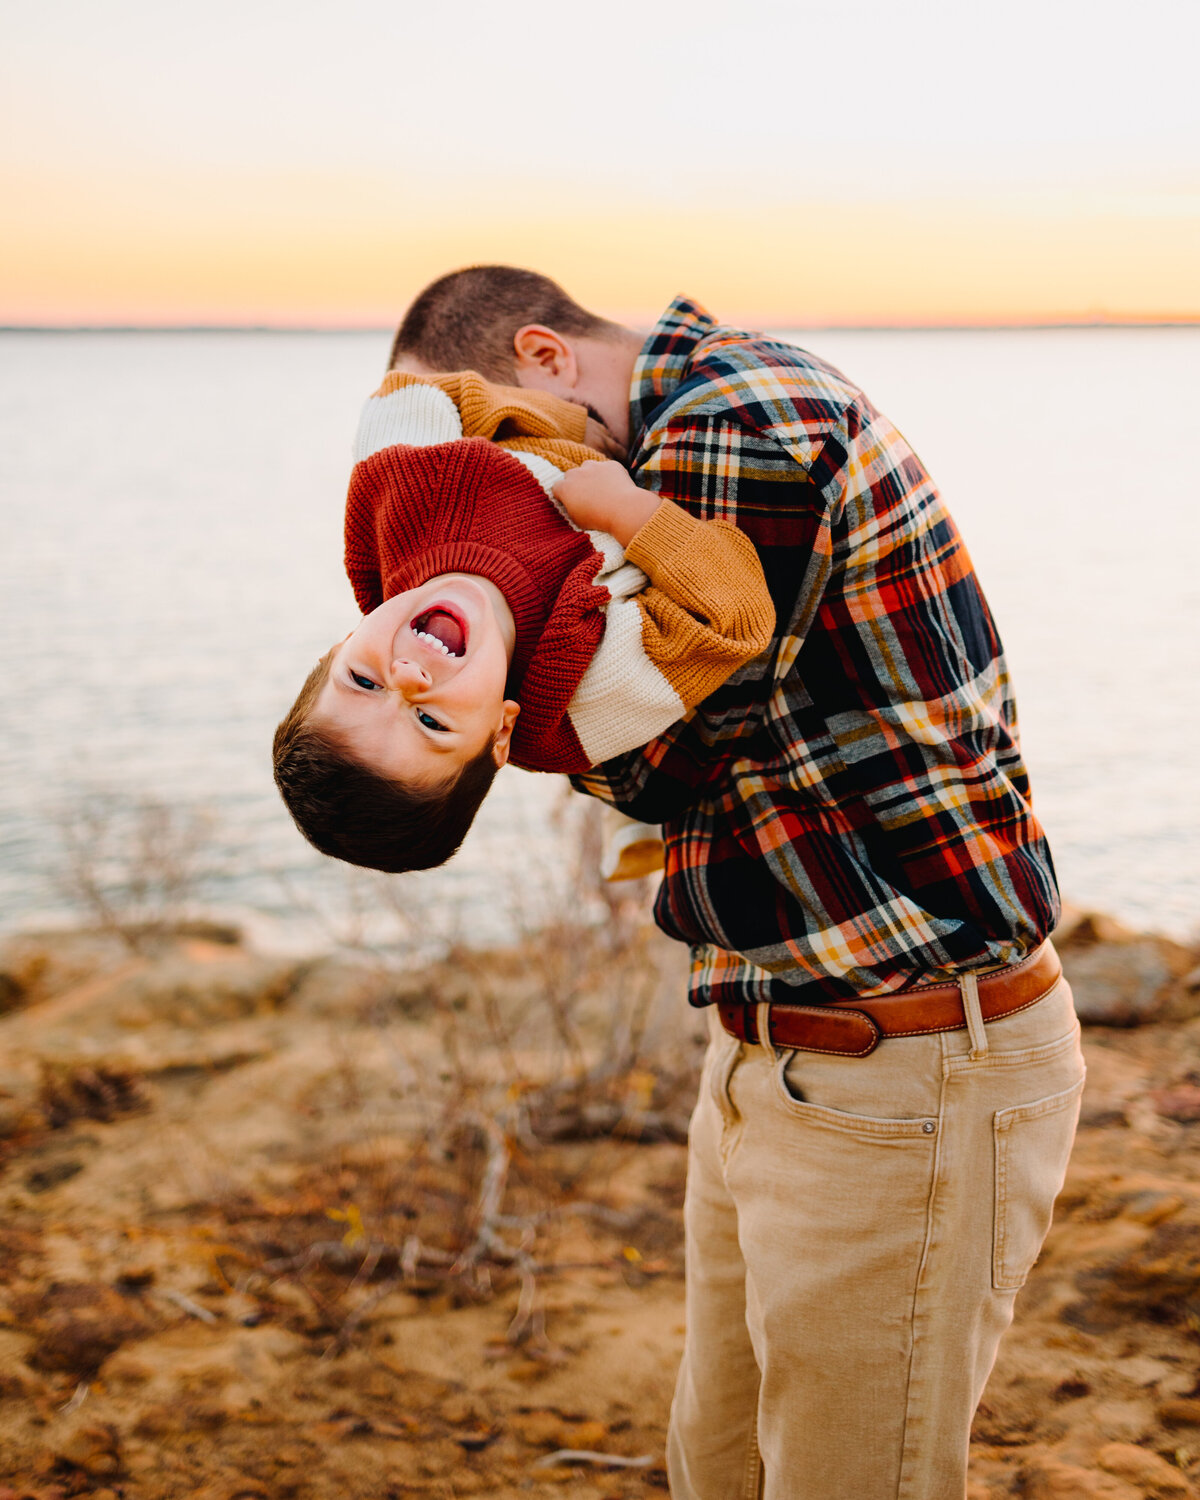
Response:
[922,1121,936,1134]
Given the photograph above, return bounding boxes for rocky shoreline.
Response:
[1,909,1199,1499]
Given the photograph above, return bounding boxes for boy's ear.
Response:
[512,325,578,392]
[490,700,521,768]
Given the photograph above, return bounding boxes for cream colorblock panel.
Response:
[353,384,462,462]
[588,525,651,603]
[569,596,685,765]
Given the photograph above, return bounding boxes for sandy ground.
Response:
[2,913,1199,1499]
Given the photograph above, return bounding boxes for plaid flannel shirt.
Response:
[572,298,1060,1007]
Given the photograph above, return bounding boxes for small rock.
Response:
[971,1398,1038,1444]
[1078,1107,1129,1129]
[1122,1191,1186,1225]
[440,1394,480,1426]
[1057,910,1143,948]
[0,969,26,1012]
[1114,1354,1175,1386]
[1152,1086,1200,1124]
[16,1281,154,1376]
[1073,1221,1200,1316]
[51,1420,121,1476]
[1097,1440,1194,1496]
[0,1091,39,1139]
[132,1403,177,1436]
[0,1362,37,1400]
[102,1353,153,1388]
[188,1403,229,1430]
[1160,1399,1200,1428]
[194,1482,269,1500]
[311,1415,373,1441]
[0,939,53,1001]
[0,931,115,1005]
[455,1424,498,1453]
[510,1410,566,1448]
[1064,940,1171,1025]
[1021,1455,1141,1499]
[1090,1397,1157,1443]
[286,957,411,1019]
[114,1265,156,1291]
[435,1473,487,1495]
[24,1159,85,1194]
[561,1419,609,1450]
[104,952,303,1028]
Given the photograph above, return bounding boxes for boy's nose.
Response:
[387,657,432,695]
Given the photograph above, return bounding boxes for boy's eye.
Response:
[350,671,381,691]
[416,710,448,733]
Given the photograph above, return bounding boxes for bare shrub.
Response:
[55,792,217,951]
[223,792,696,1357]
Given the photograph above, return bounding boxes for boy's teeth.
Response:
[413,628,452,656]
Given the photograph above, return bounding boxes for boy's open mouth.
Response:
[411,607,466,658]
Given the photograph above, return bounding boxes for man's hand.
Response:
[553,460,662,547]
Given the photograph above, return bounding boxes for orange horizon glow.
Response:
[4,186,1198,331]
[5,0,1198,332]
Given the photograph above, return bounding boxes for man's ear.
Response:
[512,325,578,393]
[491,700,521,768]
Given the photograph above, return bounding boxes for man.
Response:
[391,266,1084,1499]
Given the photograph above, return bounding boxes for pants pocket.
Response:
[993,1073,1085,1291]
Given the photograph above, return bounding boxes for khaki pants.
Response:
[668,974,1085,1500]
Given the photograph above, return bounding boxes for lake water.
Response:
[1,327,1197,946]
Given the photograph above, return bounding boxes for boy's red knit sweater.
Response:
[344,435,612,771]
[343,370,774,774]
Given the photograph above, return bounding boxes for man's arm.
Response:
[569,412,837,819]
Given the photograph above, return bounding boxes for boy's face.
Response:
[310,575,520,789]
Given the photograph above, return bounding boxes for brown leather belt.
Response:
[716,942,1063,1058]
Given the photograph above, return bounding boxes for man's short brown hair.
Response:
[272,652,499,873]
[389,265,619,381]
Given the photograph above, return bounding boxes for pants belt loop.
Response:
[961,970,988,1060]
[755,1001,774,1052]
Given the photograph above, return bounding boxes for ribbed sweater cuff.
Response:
[625,499,707,581]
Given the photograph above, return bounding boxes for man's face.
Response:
[310,575,520,789]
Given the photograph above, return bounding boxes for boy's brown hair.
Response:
[389,265,619,382]
[272,653,499,873]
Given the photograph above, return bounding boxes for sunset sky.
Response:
[3,0,1198,327]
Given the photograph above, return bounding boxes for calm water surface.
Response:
[1,328,1197,943]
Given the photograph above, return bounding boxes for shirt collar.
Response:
[628,295,719,447]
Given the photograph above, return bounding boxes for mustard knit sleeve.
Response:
[374,370,589,444]
[561,504,774,768]
[623,500,775,708]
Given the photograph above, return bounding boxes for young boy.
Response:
[272,369,774,873]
